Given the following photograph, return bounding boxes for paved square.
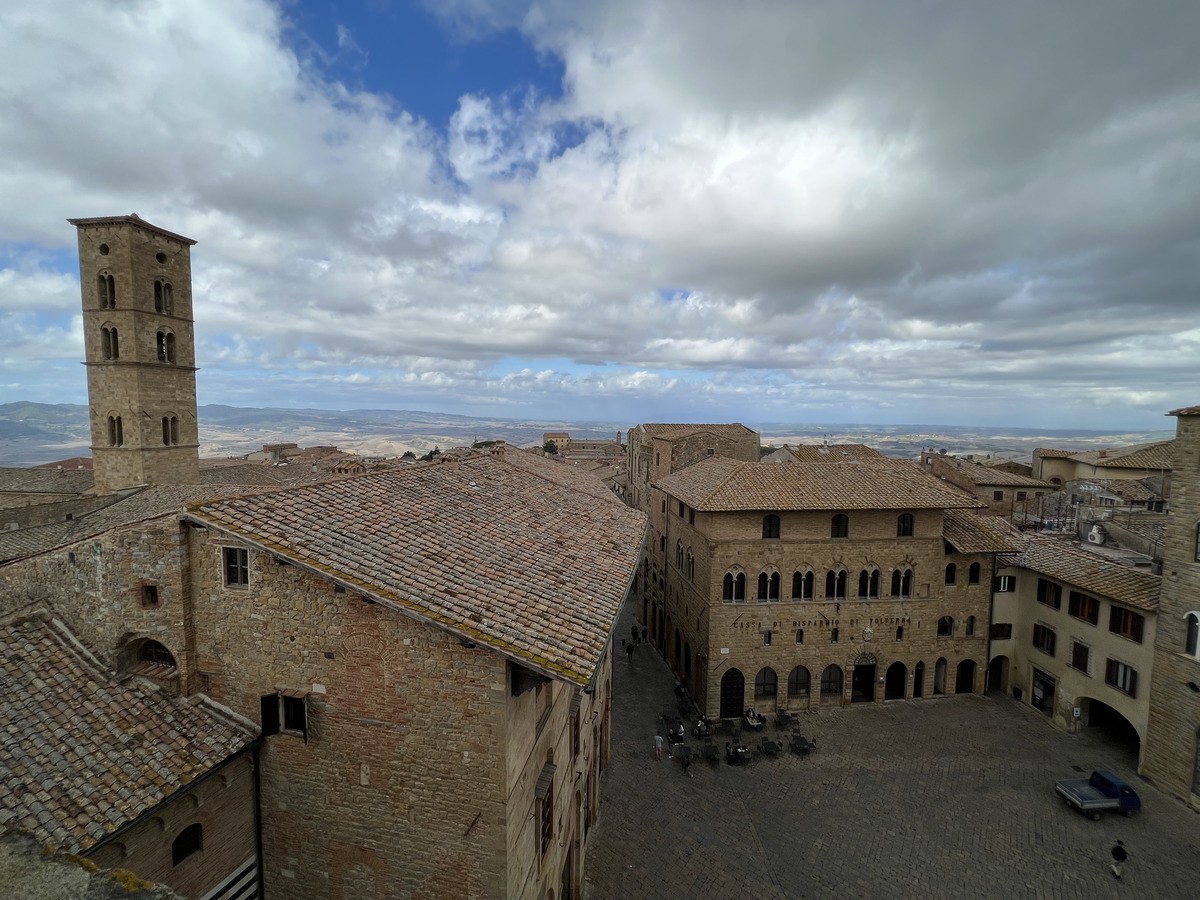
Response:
[584,606,1200,898]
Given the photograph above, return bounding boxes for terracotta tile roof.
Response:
[636,423,758,439]
[0,614,256,853]
[198,463,287,486]
[0,522,76,565]
[783,444,884,462]
[187,451,647,685]
[1168,405,1200,416]
[657,457,982,511]
[999,534,1160,611]
[33,457,92,470]
[1111,514,1168,543]
[1071,440,1175,470]
[1070,478,1160,502]
[1039,441,1174,471]
[934,455,1054,487]
[943,510,1027,553]
[0,467,95,494]
[0,485,277,566]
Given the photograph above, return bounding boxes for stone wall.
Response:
[655,503,993,716]
[1143,411,1200,804]
[0,516,194,687]
[88,751,258,900]
[75,218,200,493]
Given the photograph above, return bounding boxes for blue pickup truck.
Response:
[1055,770,1141,820]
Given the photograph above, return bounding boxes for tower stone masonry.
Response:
[69,214,201,493]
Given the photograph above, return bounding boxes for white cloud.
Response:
[0,0,1197,429]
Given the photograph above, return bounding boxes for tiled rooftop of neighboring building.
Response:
[943,510,1027,553]
[1072,440,1175,470]
[999,534,1160,610]
[0,485,278,565]
[636,423,758,439]
[198,462,287,486]
[657,456,982,511]
[1039,440,1175,471]
[0,614,256,854]
[931,455,1054,487]
[0,467,95,494]
[187,450,647,685]
[33,457,93,470]
[1168,405,1200,416]
[1070,478,1161,502]
[781,443,884,462]
[0,521,75,564]
[1112,514,1168,543]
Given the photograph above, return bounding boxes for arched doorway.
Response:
[955,659,976,694]
[851,653,877,703]
[987,655,1009,694]
[820,665,843,705]
[913,661,925,698]
[719,668,745,719]
[933,658,947,695]
[885,661,907,700]
[1082,698,1141,764]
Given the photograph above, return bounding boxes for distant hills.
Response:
[0,401,1173,468]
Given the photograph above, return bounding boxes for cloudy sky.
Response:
[1,1,1197,430]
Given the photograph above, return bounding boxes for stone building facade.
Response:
[626,423,760,516]
[919,450,1055,521]
[1033,441,1175,492]
[1,215,647,900]
[70,215,201,494]
[991,536,1159,757]
[1143,406,1200,805]
[643,455,1019,719]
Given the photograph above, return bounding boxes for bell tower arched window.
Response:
[157,331,177,363]
[98,272,115,308]
[107,415,123,447]
[102,326,119,360]
[154,280,174,315]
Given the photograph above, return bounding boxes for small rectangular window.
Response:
[223,546,249,586]
[140,584,160,608]
[993,490,1004,501]
[990,623,1013,640]
[1068,591,1099,625]
[1033,624,1056,656]
[283,695,307,732]
[1036,578,1061,609]
[1109,607,1145,643]
[1105,659,1137,696]
[994,575,1016,592]
[1016,491,1027,501]
[1070,641,1090,674]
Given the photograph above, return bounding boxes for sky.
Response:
[1,1,1197,430]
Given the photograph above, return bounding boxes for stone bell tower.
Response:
[69,215,201,494]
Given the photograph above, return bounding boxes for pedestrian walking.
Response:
[654,732,663,761]
[1111,840,1127,879]
[631,624,639,644]
[641,625,647,644]
[626,642,635,663]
